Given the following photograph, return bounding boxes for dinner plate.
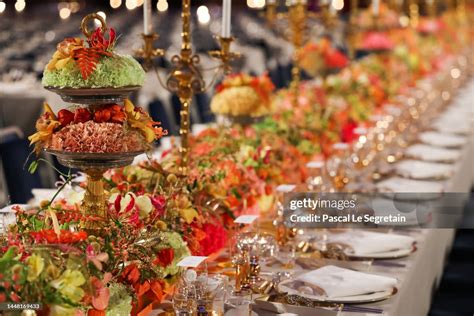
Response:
[404,144,460,163]
[395,160,454,180]
[277,279,398,304]
[418,132,467,148]
[346,245,416,259]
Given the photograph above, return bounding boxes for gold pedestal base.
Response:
[80,169,108,229]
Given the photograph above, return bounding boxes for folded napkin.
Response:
[405,144,460,163]
[31,188,59,204]
[296,265,397,299]
[326,231,415,255]
[396,160,454,180]
[419,132,466,148]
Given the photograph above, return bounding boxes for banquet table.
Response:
[253,81,474,316]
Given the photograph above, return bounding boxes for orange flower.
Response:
[47,38,84,70]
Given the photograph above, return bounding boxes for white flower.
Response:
[136,195,153,219]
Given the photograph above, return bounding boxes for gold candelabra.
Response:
[264,1,309,107]
[348,0,359,60]
[136,0,240,174]
[409,0,420,28]
[426,0,436,18]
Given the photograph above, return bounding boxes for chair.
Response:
[195,93,214,123]
[0,129,42,203]
[148,98,175,136]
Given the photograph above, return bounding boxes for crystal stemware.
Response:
[173,277,198,316]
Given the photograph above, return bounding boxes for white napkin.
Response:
[326,231,415,255]
[419,132,466,148]
[0,205,22,234]
[405,144,460,163]
[395,160,454,180]
[296,265,397,299]
[376,177,444,194]
[31,188,60,205]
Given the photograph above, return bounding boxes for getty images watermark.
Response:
[288,197,407,225]
[283,192,471,229]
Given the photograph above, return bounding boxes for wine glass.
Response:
[276,243,296,269]
[173,276,198,316]
[305,161,331,192]
[326,143,352,191]
[255,232,277,266]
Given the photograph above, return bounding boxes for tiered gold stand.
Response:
[46,150,143,228]
[44,14,146,230]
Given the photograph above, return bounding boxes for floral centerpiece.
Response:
[297,38,349,77]
[28,100,167,154]
[210,73,275,118]
[42,19,144,89]
[0,179,191,316]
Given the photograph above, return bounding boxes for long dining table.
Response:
[253,79,474,316]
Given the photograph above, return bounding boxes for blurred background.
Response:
[0,0,426,205]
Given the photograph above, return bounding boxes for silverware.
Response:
[343,305,384,314]
[372,261,406,268]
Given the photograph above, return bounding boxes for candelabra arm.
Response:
[135,33,165,71]
[178,96,192,175]
[209,36,241,76]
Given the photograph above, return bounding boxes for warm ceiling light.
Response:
[136,0,144,6]
[126,0,137,10]
[70,1,80,13]
[0,1,6,13]
[15,0,25,12]
[332,0,344,10]
[197,5,211,24]
[110,0,122,9]
[157,0,168,12]
[59,7,71,19]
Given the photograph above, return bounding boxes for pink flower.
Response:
[86,245,109,271]
[90,273,112,311]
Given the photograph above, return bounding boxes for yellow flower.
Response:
[28,103,61,153]
[50,269,86,303]
[47,38,84,71]
[124,99,157,143]
[46,264,61,280]
[26,254,45,282]
[175,195,198,224]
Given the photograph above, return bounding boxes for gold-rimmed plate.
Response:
[346,245,417,260]
[277,279,398,304]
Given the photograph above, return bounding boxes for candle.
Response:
[372,0,380,16]
[329,0,336,14]
[222,0,232,38]
[143,0,152,35]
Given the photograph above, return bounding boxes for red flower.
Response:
[341,121,358,143]
[110,105,126,123]
[29,229,87,244]
[190,221,227,256]
[324,49,348,69]
[74,108,92,123]
[121,263,140,285]
[94,108,111,123]
[57,109,75,126]
[88,27,116,51]
[153,248,174,268]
